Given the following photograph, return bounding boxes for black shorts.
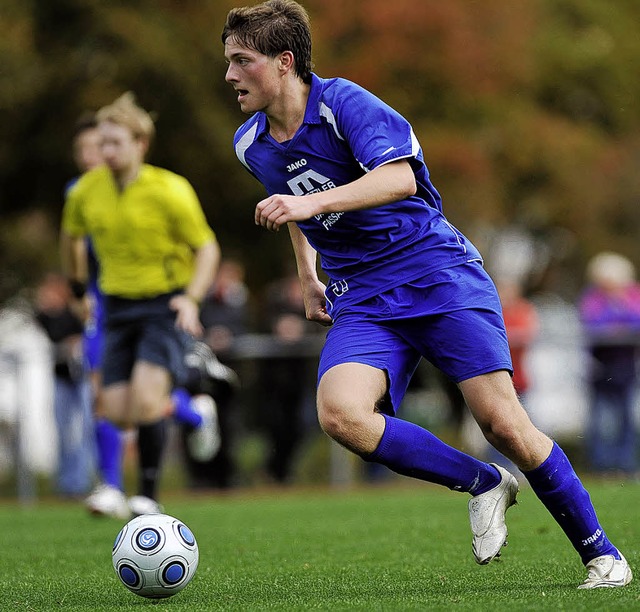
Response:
[102,292,190,386]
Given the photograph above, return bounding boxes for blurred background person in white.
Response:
[34,272,94,497]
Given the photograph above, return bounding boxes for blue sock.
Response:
[366,414,501,494]
[171,387,203,429]
[95,419,123,489]
[523,442,619,564]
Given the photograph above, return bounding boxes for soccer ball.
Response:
[112,513,199,599]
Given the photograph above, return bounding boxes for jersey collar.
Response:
[302,73,324,125]
[255,72,323,137]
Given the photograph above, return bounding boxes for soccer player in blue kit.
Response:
[222,0,632,588]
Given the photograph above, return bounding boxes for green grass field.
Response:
[0,480,637,611]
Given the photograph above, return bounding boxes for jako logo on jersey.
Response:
[287,159,307,172]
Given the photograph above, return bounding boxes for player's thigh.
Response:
[129,360,173,423]
[138,317,190,384]
[100,382,131,426]
[317,362,387,420]
[318,317,421,415]
[460,370,552,464]
[101,323,137,387]
[459,369,524,429]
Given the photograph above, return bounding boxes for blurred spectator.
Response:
[0,299,57,487]
[201,258,251,354]
[497,277,540,397]
[579,252,640,475]
[258,272,320,484]
[34,273,94,496]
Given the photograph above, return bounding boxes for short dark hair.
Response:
[72,111,98,139]
[222,0,313,84]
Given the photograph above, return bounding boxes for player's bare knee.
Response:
[317,400,370,450]
[318,402,350,439]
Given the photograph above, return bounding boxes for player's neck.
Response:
[267,81,310,143]
[112,164,141,192]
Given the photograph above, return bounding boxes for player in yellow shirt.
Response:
[61,92,221,515]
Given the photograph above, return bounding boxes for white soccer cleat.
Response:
[85,484,131,520]
[578,554,633,589]
[128,495,164,517]
[468,464,519,565]
[187,394,221,462]
[185,341,240,389]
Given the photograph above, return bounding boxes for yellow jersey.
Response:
[62,164,215,298]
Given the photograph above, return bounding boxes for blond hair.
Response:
[96,92,155,142]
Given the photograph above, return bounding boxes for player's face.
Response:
[224,38,283,115]
[73,128,103,173]
[99,121,145,177]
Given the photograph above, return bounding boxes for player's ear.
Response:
[136,135,150,157]
[278,50,295,74]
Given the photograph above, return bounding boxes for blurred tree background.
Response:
[2,0,640,305]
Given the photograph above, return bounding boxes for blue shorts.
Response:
[318,261,512,414]
[102,292,190,387]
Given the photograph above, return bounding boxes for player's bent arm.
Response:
[256,160,416,231]
[170,239,220,337]
[314,158,417,214]
[185,239,221,305]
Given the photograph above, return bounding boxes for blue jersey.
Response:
[83,238,105,371]
[234,73,482,319]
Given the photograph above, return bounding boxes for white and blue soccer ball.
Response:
[112,513,199,599]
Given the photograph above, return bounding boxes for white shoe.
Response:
[185,341,240,389]
[187,394,221,462]
[85,484,131,520]
[468,464,519,565]
[578,554,633,589]
[128,495,163,517]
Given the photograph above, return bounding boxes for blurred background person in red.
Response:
[497,277,540,399]
[461,276,540,473]
[579,252,640,477]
